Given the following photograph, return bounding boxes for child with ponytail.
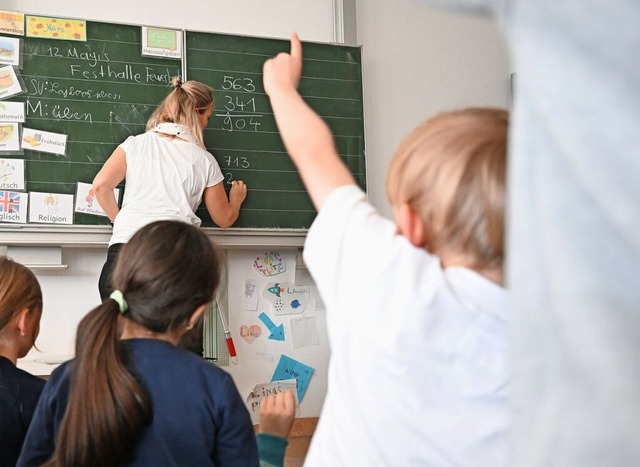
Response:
[17,221,258,466]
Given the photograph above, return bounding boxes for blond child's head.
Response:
[386,107,508,274]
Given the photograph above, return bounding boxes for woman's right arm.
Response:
[203,180,247,228]
[92,147,127,222]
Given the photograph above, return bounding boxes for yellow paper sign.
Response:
[26,16,86,41]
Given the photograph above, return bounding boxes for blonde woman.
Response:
[93,77,247,302]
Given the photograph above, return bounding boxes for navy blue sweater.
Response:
[0,356,45,467]
[17,339,259,466]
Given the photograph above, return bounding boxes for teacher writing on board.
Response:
[93,77,247,302]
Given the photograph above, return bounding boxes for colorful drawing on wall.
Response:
[271,354,314,402]
[243,277,259,310]
[253,251,286,276]
[0,158,24,190]
[239,324,262,344]
[26,16,86,41]
[263,281,310,315]
[0,11,25,36]
[258,312,285,341]
[0,189,27,223]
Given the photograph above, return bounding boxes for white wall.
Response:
[1,0,510,418]
[0,0,337,42]
[356,0,510,216]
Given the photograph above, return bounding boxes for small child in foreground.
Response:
[263,34,509,466]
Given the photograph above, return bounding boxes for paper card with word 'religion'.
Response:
[28,191,73,224]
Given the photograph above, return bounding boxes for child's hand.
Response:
[259,389,296,439]
[263,33,302,96]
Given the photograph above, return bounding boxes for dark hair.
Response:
[0,256,42,333]
[46,221,221,466]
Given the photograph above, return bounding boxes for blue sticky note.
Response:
[271,354,314,402]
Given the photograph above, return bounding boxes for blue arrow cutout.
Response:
[258,312,285,341]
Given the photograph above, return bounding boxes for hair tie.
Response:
[110,290,128,315]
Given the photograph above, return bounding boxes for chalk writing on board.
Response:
[215,74,263,133]
[25,100,93,124]
[27,79,123,101]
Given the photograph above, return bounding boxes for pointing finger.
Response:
[290,32,302,62]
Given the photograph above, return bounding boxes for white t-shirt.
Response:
[303,185,508,467]
[109,131,224,245]
[415,2,640,465]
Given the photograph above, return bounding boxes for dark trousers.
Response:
[98,242,203,356]
[98,243,123,302]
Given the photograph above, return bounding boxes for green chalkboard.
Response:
[3,20,181,226]
[2,20,365,230]
[186,32,365,228]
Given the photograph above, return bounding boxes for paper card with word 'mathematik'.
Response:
[253,251,286,276]
[28,192,73,224]
[74,181,119,217]
[0,190,27,223]
[245,378,298,425]
[262,282,310,315]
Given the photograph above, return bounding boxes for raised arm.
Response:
[263,33,355,210]
[92,147,126,222]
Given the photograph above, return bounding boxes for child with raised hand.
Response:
[17,221,259,467]
[263,34,509,466]
[0,257,45,467]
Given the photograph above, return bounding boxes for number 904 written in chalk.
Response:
[215,75,263,132]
